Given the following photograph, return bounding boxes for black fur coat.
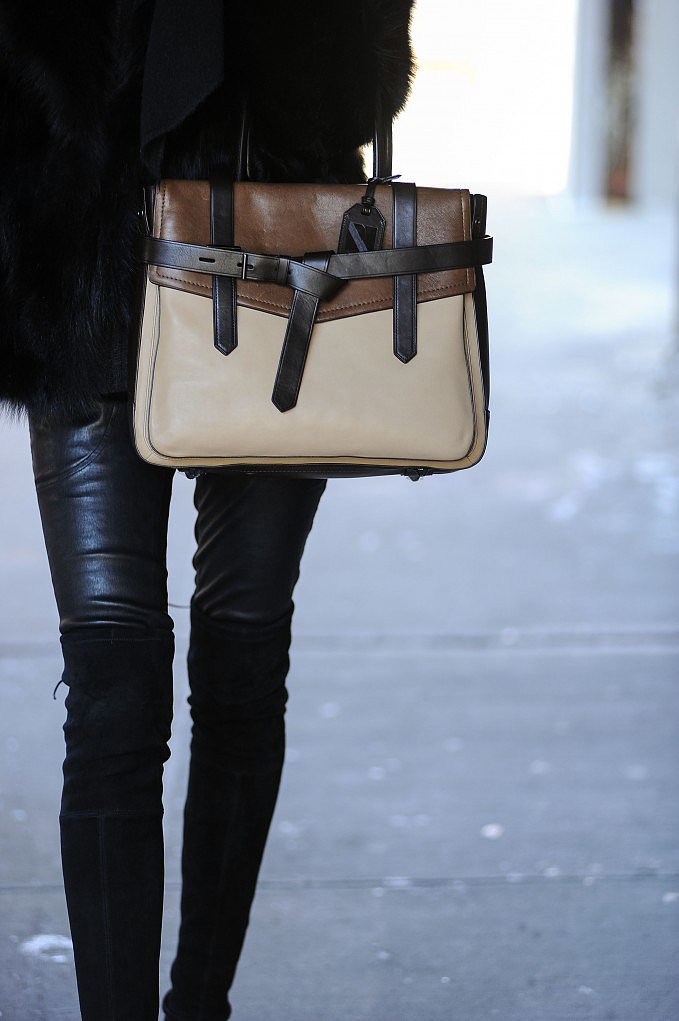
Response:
[0,0,415,425]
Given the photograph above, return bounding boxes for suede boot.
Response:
[161,602,293,1021]
[57,625,175,1021]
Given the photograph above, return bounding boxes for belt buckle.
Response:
[221,244,252,281]
[238,252,288,286]
[233,248,255,281]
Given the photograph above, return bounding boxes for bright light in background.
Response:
[389,0,579,195]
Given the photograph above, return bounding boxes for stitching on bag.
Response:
[147,279,467,312]
[155,185,213,290]
[155,269,213,290]
[160,184,167,232]
[158,183,168,237]
[460,292,480,459]
[143,286,477,469]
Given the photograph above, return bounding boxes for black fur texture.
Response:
[0,0,415,425]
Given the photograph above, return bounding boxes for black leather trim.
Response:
[470,193,490,407]
[392,182,417,363]
[127,199,153,446]
[179,463,450,480]
[141,235,493,294]
[270,252,333,412]
[210,175,238,355]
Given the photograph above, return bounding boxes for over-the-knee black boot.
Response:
[58,625,175,1021]
[162,602,293,1021]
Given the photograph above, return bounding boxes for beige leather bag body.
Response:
[130,160,493,481]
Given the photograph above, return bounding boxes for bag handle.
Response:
[372,97,393,179]
[234,101,393,181]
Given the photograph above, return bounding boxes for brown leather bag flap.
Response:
[148,180,475,322]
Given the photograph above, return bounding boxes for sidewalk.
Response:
[1,196,678,1020]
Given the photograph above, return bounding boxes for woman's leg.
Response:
[28,393,176,1021]
[162,471,327,1021]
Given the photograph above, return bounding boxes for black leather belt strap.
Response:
[392,182,417,363]
[210,176,238,355]
[270,252,333,412]
[141,235,493,295]
[328,238,493,279]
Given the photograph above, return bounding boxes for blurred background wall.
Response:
[571,0,679,207]
[393,0,679,205]
[388,0,679,329]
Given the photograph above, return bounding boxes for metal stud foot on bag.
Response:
[404,467,431,481]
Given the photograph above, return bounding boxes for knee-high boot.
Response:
[57,625,175,1021]
[162,602,293,1021]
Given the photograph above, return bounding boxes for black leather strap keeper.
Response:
[392,182,418,363]
[210,175,238,355]
[270,252,333,413]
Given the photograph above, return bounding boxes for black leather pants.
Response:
[27,392,327,1021]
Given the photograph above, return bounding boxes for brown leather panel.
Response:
[148,181,475,321]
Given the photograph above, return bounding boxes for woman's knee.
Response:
[58,624,175,811]
[187,600,292,702]
[185,606,291,774]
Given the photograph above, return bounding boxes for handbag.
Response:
[129,114,493,481]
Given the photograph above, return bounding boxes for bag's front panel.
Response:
[144,287,475,463]
[133,282,488,472]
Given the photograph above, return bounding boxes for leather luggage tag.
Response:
[337,202,386,253]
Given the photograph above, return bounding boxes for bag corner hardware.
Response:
[404,467,432,482]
